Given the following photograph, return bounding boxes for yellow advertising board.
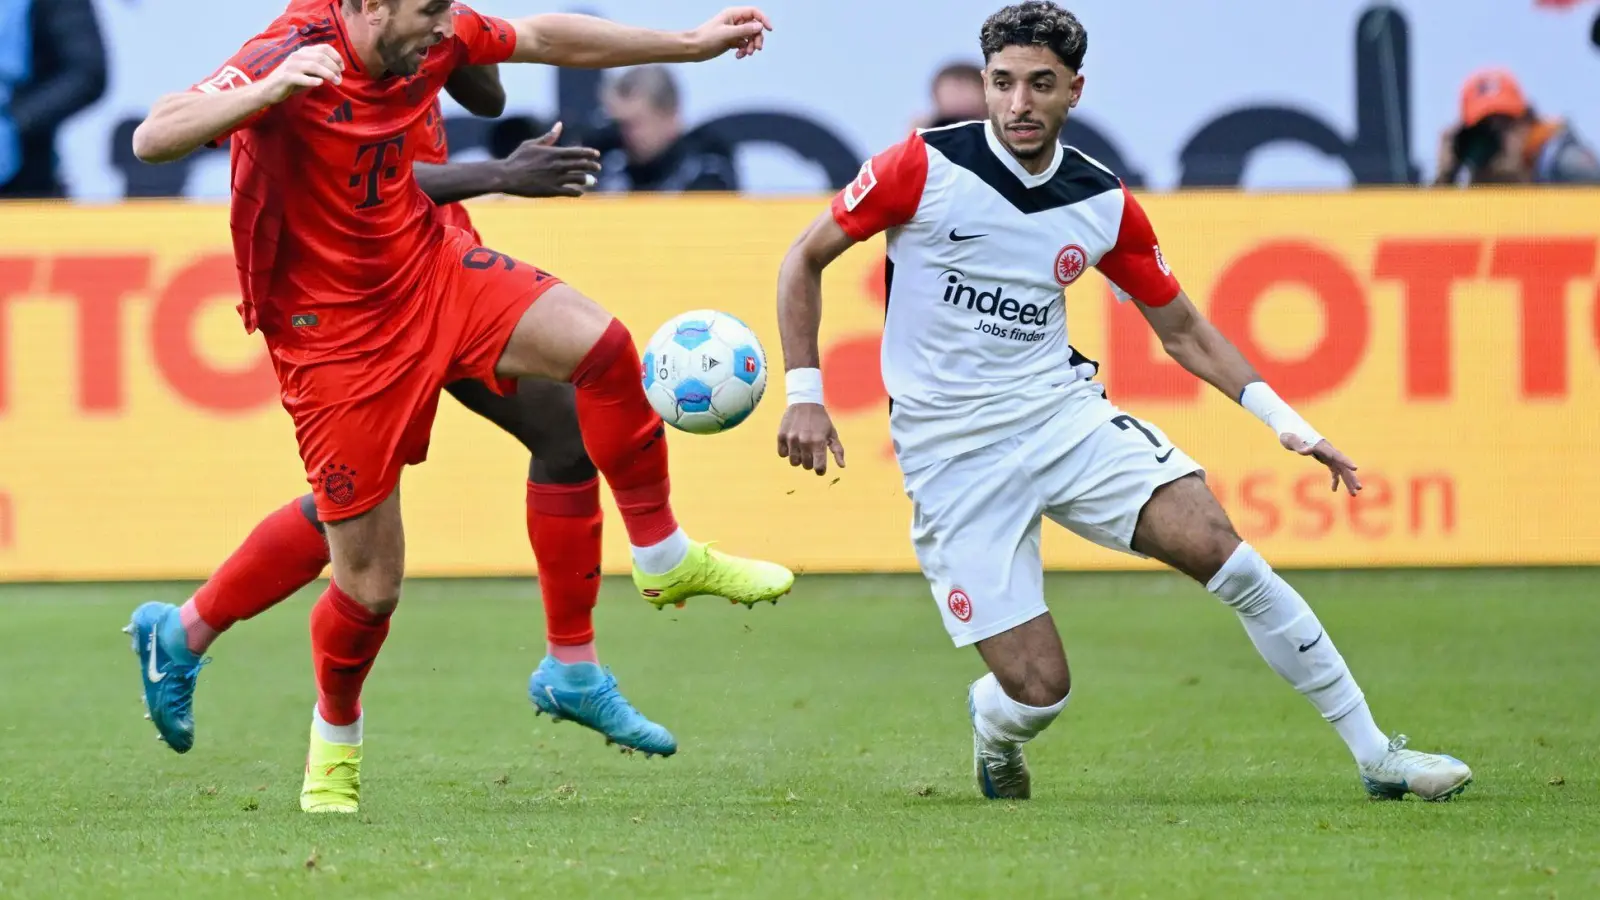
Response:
[0,190,1597,581]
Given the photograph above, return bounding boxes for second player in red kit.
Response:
[190,7,560,516]
[131,0,792,813]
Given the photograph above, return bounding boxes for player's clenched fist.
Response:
[686,7,773,61]
[263,45,345,103]
[777,403,845,477]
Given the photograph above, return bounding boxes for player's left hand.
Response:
[686,7,773,61]
[777,403,845,477]
[496,123,602,198]
[1283,434,1362,497]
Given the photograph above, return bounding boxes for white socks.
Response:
[632,528,691,576]
[1331,703,1392,767]
[313,706,363,746]
[971,672,1067,748]
[1208,543,1390,766]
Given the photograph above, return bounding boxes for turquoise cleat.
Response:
[970,681,1031,800]
[528,657,677,758]
[124,601,206,754]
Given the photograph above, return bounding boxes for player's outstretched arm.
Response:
[1134,291,1260,400]
[1135,292,1362,495]
[774,210,856,476]
[132,45,344,164]
[415,123,600,204]
[509,7,771,68]
[444,65,506,119]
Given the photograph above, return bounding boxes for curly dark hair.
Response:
[980,2,1088,71]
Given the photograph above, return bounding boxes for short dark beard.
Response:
[991,116,1059,163]
[377,35,421,75]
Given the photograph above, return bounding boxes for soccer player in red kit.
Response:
[125,66,686,760]
[129,0,790,813]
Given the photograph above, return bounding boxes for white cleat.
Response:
[1359,735,1473,802]
[969,683,1030,800]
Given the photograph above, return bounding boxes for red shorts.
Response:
[267,228,562,521]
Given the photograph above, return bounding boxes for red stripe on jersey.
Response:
[1095,184,1181,307]
[831,133,929,241]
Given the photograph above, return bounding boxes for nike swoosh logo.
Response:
[1298,631,1325,653]
[949,229,987,242]
[146,632,166,683]
[1155,449,1175,464]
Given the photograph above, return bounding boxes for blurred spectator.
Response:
[916,62,986,129]
[0,0,107,199]
[593,65,738,193]
[0,0,25,191]
[1436,68,1600,185]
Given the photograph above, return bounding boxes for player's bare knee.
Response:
[497,285,617,382]
[1193,523,1244,585]
[1032,661,1072,707]
[978,614,1070,705]
[1019,676,1071,709]
[331,548,403,613]
[1189,496,1244,583]
[1135,475,1241,584]
[337,563,403,615]
[324,493,404,614]
[993,657,1071,708]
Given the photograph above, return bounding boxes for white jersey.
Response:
[830,120,1182,472]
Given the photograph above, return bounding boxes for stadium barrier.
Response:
[0,190,1597,581]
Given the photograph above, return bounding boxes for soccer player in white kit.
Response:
[773,1,1473,802]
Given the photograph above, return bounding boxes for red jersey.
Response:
[192,1,515,337]
[415,95,478,238]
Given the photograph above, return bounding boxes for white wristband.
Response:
[1239,382,1324,448]
[785,367,824,407]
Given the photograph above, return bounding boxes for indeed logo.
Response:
[938,270,1050,326]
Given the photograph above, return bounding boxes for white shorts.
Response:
[902,400,1204,647]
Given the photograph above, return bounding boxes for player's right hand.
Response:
[777,403,845,477]
[686,7,773,61]
[1283,434,1362,497]
[497,122,603,199]
[262,45,344,103]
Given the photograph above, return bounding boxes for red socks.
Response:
[185,497,330,653]
[309,581,391,727]
[570,319,679,547]
[527,478,603,649]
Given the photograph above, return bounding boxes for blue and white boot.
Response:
[528,657,677,757]
[970,681,1031,800]
[124,601,207,753]
[1359,734,1473,801]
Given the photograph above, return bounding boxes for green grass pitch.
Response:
[1,569,1596,898]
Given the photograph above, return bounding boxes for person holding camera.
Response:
[1436,68,1600,185]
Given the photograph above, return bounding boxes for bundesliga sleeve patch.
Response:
[197,66,253,94]
[842,159,878,212]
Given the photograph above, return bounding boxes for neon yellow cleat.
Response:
[634,541,794,609]
[300,719,362,814]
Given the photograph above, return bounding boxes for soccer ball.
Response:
[641,309,768,435]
